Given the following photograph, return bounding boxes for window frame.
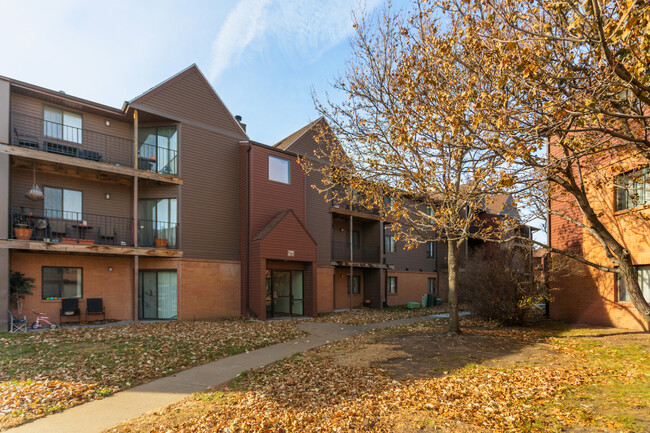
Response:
[617,265,650,303]
[616,167,649,211]
[41,266,83,300]
[137,125,179,175]
[426,241,435,259]
[385,234,395,253]
[387,276,398,295]
[427,277,437,296]
[268,155,291,184]
[44,186,83,220]
[43,105,83,144]
[347,275,361,295]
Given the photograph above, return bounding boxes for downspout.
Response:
[245,141,256,318]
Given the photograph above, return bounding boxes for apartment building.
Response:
[549,152,650,331]
[2,65,522,328]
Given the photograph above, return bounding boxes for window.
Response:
[138,126,178,175]
[385,234,395,253]
[269,155,290,184]
[427,277,436,296]
[44,106,82,144]
[352,230,361,249]
[347,275,361,294]
[616,167,649,211]
[139,198,178,248]
[44,187,82,220]
[387,276,397,294]
[42,267,82,299]
[426,206,433,216]
[426,241,435,259]
[618,266,650,303]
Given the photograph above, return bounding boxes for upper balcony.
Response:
[332,241,380,264]
[4,112,182,185]
[3,205,181,257]
[12,112,133,166]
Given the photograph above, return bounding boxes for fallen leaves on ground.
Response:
[315,306,448,326]
[0,319,304,429]
[114,320,646,433]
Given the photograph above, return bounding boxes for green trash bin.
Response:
[407,301,421,309]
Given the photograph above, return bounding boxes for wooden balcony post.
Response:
[133,109,138,169]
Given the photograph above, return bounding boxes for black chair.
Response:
[60,298,81,324]
[85,298,105,321]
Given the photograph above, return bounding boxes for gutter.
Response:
[245,140,257,319]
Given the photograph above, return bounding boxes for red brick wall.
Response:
[386,271,437,307]
[317,266,334,313]
[11,251,134,323]
[549,150,650,331]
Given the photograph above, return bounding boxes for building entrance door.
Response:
[265,270,304,317]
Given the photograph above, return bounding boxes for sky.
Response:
[0,0,398,145]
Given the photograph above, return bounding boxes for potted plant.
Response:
[13,215,32,240]
[10,271,34,316]
[154,238,168,249]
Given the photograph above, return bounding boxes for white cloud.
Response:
[208,0,382,81]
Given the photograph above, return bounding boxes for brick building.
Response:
[1,65,521,328]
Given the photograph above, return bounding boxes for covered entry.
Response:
[265,270,304,317]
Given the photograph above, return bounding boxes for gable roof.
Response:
[253,209,316,244]
[128,64,248,139]
[274,117,323,150]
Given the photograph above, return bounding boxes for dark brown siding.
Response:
[131,67,245,138]
[11,93,133,142]
[179,124,240,260]
[10,167,132,218]
[306,171,333,266]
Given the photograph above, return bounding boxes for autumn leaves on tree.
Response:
[307,0,650,328]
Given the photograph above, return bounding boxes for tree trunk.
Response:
[447,239,460,333]
[619,256,650,323]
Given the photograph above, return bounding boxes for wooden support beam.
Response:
[0,239,183,257]
[0,144,183,185]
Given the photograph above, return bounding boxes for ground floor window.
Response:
[387,276,397,294]
[347,275,361,294]
[139,270,177,319]
[427,277,436,296]
[618,265,650,303]
[42,267,82,299]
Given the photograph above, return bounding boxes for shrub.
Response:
[459,245,544,325]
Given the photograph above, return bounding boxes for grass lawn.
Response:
[0,319,304,430]
[315,305,449,326]
[108,317,650,433]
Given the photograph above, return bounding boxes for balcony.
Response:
[4,206,181,257]
[138,220,178,249]
[11,112,133,167]
[138,142,178,176]
[9,206,133,246]
[332,241,380,263]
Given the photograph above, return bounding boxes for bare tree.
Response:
[307,4,520,333]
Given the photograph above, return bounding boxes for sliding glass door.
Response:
[139,270,177,320]
[138,198,177,248]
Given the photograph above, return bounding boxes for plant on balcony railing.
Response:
[9,206,133,246]
[138,219,178,249]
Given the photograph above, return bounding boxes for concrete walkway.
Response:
[7,313,457,433]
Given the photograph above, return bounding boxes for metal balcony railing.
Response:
[9,206,133,246]
[332,241,380,263]
[138,220,178,249]
[137,142,178,176]
[330,200,380,215]
[10,112,133,167]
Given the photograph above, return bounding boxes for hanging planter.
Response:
[25,164,43,201]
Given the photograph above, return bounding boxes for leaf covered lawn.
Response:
[0,319,304,429]
[315,305,448,326]
[109,318,650,433]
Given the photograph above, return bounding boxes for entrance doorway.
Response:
[139,270,178,319]
[265,270,304,317]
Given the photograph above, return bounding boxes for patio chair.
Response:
[49,219,67,239]
[60,298,81,324]
[99,223,117,245]
[85,298,105,321]
[8,310,28,332]
[13,127,40,150]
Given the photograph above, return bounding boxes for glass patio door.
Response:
[139,270,178,319]
[265,270,304,317]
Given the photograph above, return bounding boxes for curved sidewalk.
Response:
[7,314,452,433]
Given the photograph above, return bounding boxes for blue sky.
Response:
[0,0,404,145]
